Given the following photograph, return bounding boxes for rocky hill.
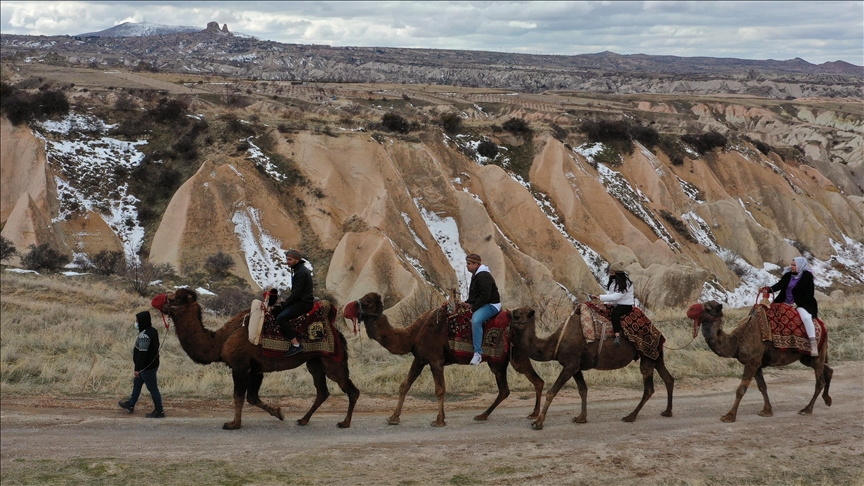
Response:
[1,41,862,314]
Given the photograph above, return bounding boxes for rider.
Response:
[762,256,819,357]
[590,261,634,346]
[465,253,501,366]
[275,248,313,357]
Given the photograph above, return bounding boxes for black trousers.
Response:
[276,302,314,340]
[609,305,633,335]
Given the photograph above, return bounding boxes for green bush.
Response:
[22,243,70,272]
[682,131,727,154]
[205,251,236,278]
[149,98,189,125]
[381,113,410,134]
[91,250,125,275]
[0,236,18,262]
[0,84,70,125]
[503,117,531,137]
[477,140,498,159]
[438,113,463,135]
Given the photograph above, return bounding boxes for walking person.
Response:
[762,256,820,356]
[590,261,634,346]
[465,253,501,365]
[275,248,313,357]
[118,311,165,418]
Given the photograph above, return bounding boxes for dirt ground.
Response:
[2,362,863,485]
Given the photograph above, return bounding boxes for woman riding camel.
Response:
[589,261,634,346]
[762,256,819,357]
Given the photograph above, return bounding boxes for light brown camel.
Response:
[343,292,545,427]
[508,306,674,430]
[686,300,832,422]
[160,288,359,430]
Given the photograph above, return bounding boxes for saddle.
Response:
[750,303,826,354]
[580,302,665,360]
[245,300,342,361]
[444,302,510,364]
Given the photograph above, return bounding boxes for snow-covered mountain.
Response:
[78,22,200,38]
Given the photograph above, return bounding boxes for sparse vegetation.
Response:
[21,243,70,272]
[0,82,70,125]
[203,287,257,316]
[381,112,410,134]
[204,251,236,279]
[503,117,531,138]
[477,140,499,159]
[681,130,727,154]
[438,112,463,135]
[0,236,18,262]
[90,250,126,276]
[660,210,697,243]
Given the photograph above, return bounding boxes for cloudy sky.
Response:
[1,1,862,65]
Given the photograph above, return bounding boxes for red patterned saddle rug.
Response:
[750,303,826,354]
[582,302,665,360]
[259,302,343,361]
[445,302,510,364]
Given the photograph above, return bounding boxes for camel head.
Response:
[163,288,199,315]
[508,307,536,331]
[343,292,384,332]
[686,300,723,337]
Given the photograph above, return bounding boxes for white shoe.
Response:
[809,339,819,357]
[470,353,482,365]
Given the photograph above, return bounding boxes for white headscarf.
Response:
[784,256,811,277]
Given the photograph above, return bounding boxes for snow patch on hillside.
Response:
[232,206,297,290]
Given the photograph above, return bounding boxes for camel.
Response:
[686,300,832,422]
[508,306,674,430]
[343,292,545,427]
[159,288,359,430]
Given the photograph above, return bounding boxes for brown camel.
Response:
[508,306,674,430]
[160,288,359,430]
[343,292,545,427]
[686,300,832,422]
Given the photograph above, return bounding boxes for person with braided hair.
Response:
[590,261,634,346]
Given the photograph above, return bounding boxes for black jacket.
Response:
[283,259,314,306]
[133,311,160,372]
[466,269,501,312]
[770,270,818,319]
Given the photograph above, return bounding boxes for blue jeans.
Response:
[129,369,163,412]
[471,304,500,354]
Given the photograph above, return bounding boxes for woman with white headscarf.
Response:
[762,256,819,356]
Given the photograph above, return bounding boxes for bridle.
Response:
[350,299,382,335]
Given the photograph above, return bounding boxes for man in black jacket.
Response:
[118,311,165,417]
[275,248,313,357]
[465,253,501,365]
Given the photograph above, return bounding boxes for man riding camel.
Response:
[465,253,501,366]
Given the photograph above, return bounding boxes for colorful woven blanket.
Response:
[258,302,343,361]
[581,303,665,360]
[750,303,826,354]
[446,302,510,364]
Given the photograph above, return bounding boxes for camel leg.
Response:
[246,372,285,421]
[822,364,833,407]
[297,359,330,426]
[225,369,250,430]
[571,371,588,424]
[533,365,580,430]
[654,359,674,417]
[799,355,827,416]
[429,363,447,427]
[323,359,360,428]
[475,361,510,421]
[722,362,759,423]
[389,358,425,425]
[622,359,656,422]
[511,358,545,419]
[754,368,773,417]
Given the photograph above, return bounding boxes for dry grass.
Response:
[2,271,862,402]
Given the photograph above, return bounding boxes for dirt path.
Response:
[2,362,863,485]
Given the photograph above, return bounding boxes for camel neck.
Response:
[701,321,738,358]
[172,304,225,364]
[364,314,421,355]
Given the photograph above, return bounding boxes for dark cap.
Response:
[285,248,303,259]
[466,253,482,264]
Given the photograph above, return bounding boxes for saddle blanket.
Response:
[750,303,826,354]
[581,303,665,360]
[249,301,343,361]
[446,302,510,364]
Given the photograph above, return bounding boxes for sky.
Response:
[1,1,862,65]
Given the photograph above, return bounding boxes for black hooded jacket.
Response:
[133,311,160,372]
[466,269,501,313]
[283,259,314,307]
[770,270,818,319]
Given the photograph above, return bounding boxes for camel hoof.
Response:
[720,414,736,423]
[798,408,813,416]
[824,396,832,407]
[526,413,539,420]
[276,408,285,421]
[531,421,544,430]
[430,420,446,427]
[572,416,587,424]
[473,414,488,421]
[622,415,637,423]
[223,422,241,430]
[387,416,400,425]
[758,410,773,417]
[337,421,350,428]
[296,418,310,426]
[661,410,673,418]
